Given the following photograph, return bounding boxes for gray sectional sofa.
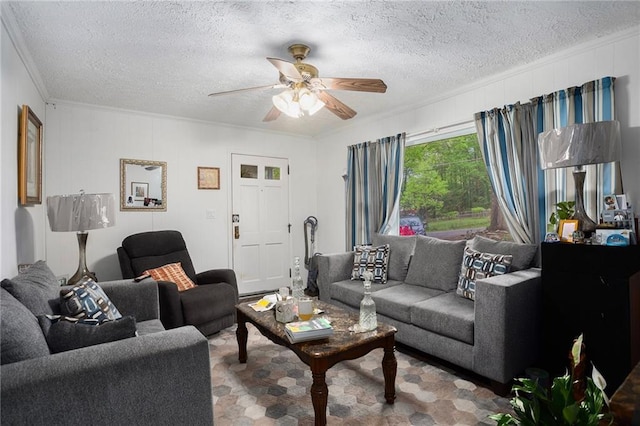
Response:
[317,234,541,390]
[1,261,214,425]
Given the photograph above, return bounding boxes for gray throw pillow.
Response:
[469,235,538,271]
[404,236,467,291]
[0,260,60,315]
[371,234,416,281]
[1,288,50,364]
[38,315,137,354]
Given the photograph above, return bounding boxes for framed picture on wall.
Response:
[559,219,579,243]
[198,167,220,190]
[131,182,149,201]
[18,105,43,205]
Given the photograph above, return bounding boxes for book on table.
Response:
[285,317,333,343]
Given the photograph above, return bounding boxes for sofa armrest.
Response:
[196,269,239,301]
[473,267,542,384]
[1,326,213,425]
[98,278,160,322]
[316,252,354,301]
[156,280,185,329]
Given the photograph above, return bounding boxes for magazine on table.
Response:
[285,317,333,343]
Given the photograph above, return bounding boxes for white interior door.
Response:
[232,154,290,295]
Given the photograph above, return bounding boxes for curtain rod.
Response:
[407,119,475,140]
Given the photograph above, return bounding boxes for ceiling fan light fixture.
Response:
[306,97,325,116]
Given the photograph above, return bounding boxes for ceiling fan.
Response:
[208,44,387,122]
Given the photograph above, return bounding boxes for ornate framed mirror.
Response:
[120,158,167,211]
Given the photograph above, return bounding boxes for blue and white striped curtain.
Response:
[475,77,618,243]
[475,103,540,244]
[346,133,405,249]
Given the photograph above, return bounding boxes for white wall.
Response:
[315,27,640,254]
[1,20,46,277]
[44,102,317,281]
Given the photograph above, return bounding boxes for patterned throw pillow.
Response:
[60,279,123,322]
[351,244,390,284]
[457,246,513,301]
[38,315,137,353]
[143,262,196,292]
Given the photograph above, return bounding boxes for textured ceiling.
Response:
[3,1,639,137]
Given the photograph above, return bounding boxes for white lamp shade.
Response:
[538,120,621,170]
[47,193,115,232]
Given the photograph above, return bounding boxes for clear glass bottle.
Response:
[359,271,377,331]
[291,256,305,301]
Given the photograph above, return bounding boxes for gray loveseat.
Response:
[1,261,214,425]
[317,234,541,391]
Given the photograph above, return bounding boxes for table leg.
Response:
[382,336,397,404]
[310,362,329,426]
[236,309,248,363]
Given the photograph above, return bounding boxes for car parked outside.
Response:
[399,215,426,236]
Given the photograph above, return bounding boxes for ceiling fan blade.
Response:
[316,92,357,120]
[208,84,280,97]
[263,106,281,122]
[267,58,303,82]
[311,77,387,93]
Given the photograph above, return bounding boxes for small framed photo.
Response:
[18,105,43,205]
[198,167,220,190]
[131,182,149,201]
[559,219,579,242]
[604,194,619,211]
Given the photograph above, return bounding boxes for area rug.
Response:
[209,325,511,425]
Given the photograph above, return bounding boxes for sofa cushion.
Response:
[411,292,475,345]
[180,283,237,326]
[457,246,512,301]
[60,279,123,322]
[351,244,390,284]
[331,279,403,309]
[469,235,537,271]
[0,260,60,315]
[404,236,466,291]
[371,234,416,282]
[38,315,137,354]
[1,288,50,364]
[372,284,444,323]
[144,262,196,292]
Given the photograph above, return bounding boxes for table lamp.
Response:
[538,120,621,234]
[46,191,115,285]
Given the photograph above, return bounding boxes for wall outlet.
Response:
[206,209,216,220]
[56,275,68,286]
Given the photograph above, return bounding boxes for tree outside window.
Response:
[400,133,510,241]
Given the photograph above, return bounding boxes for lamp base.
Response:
[67,232,97,286]
[572,168,597,236]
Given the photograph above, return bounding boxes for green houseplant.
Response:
[490,334,612,426]
[548,201,575,232]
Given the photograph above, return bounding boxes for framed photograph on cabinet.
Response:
[198,167,220,190]
[18,105,43,205]
[559,219,579,242]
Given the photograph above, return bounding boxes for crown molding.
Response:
[1,2,49,101]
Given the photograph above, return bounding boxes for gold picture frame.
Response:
[558,219,579,242]
[198,167,220,190]
[18,105,43,205]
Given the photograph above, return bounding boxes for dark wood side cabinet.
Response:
[541,242,640,395]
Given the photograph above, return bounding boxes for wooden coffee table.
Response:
[236,299,397,426]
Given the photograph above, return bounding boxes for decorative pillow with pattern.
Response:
[457,246,513,301]
[38,315,137,353]
[60,279,123,322]
[143,262,197,292]
[351,244,390,284]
